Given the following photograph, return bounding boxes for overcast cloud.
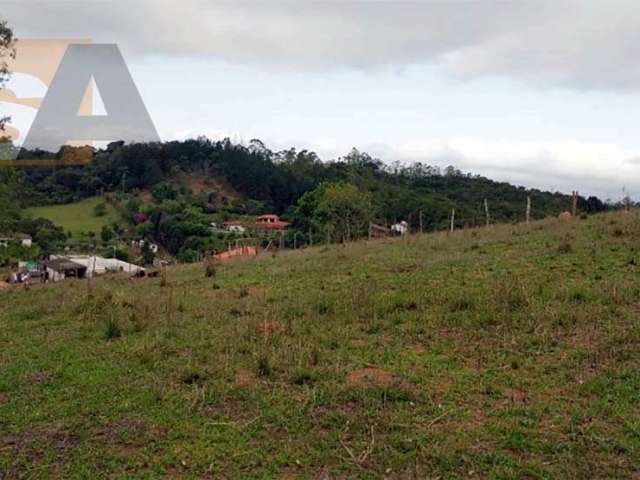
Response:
[3,0,640,90]
[2,1,640,199]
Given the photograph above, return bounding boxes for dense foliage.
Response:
[15,139,605,230]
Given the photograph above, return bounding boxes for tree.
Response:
[100,225,114,243]
[0,169,21,231]
[93,202,107,217]
[0,20,16,132]
[295,182,373,242]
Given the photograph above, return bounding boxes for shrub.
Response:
[93,202,107,217]
[205,259,217,278]
[256,354,272,377]
[557,240,573,254]
[103,315,122,340]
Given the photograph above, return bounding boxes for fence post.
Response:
[526,196,531,224]
[484,198,490,227]
[419,210,423,234]
[450,209,455,233]
[572,191,578,217]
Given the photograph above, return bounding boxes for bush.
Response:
[256,354,272,377]
[557,240,573,254]
[93,202,107,217]
[177,248,199,263]
[103,316,122,340]
[205,259,217,278]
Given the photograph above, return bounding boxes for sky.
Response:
[2,0,640,200]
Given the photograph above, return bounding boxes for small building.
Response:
[223,220,247,234]
[53,255,145,278]
[369,223,390,239]
[131,239,158,253]
[255,214,289,231]
[391,221,409,235]
[19,235,33,248]
[0,234,33,248]
[43,258,88,282]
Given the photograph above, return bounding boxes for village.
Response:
[0,212,419,287]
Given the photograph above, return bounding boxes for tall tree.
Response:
[295,182,374,242]
[0,19,16,132]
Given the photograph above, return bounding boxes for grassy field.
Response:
[1,211,639,478]
[26,197,119,238]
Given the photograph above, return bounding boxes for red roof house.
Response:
[255,214,289,231]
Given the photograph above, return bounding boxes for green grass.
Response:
[26,196,118,238]
[1,211,640,478]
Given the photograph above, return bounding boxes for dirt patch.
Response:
[0,281,11,290]
[235,368,256,387]
[505,388,529,405]
[0,421,81,472]
[258,320,283,338]
[92,416,167,456]
[350,339,367,347]
[200,398,258,426]
[346,368,394,389]
[26,371,53,384]
[248,286,270,298]
[207,288,237,300]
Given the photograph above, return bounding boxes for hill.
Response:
[16,140,607,228]
[1,211,639,477]
[26,196,118,238]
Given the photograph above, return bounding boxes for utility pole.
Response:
[484,198,490,227]
[526,196,531,224]
[572,190,578,217]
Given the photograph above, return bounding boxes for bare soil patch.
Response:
[346,368,394,389]
[235,368,256,387]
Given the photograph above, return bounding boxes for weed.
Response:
[448,296,475,312]
[256,354,272,377]
[292,368,316,385]
[205,260,217,278]
[558,240,573,254]
[103,315,122,340]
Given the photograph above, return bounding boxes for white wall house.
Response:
[51,255,145,278]
[391,221,409,235]
[0,235,32,248]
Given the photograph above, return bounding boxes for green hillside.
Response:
[1,211,639,478]
[26,196,118,238]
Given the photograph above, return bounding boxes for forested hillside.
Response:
[15,138,605,228]
[0,138,612,264]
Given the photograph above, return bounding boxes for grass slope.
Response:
[26,196,118,238]
[1,212,640,478]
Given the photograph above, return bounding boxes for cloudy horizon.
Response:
[2,0,640,200]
